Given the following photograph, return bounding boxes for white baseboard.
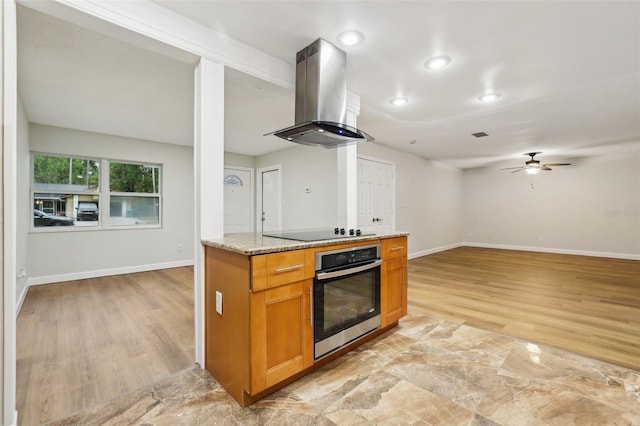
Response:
[25,260,195,287]
[462,242,640,261]
[408,242,463,260]
[16,281,29,319]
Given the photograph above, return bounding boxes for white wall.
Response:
[358,142,464,257]
[16,97,29,307]
[26,124,195,283]
[224,152,255,169]
[255,144,339,230]
[463,151,640,258]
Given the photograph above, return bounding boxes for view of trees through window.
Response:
[33,155,99,189]
[109,162,159,193]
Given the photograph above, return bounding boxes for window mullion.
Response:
[101,158,109,228]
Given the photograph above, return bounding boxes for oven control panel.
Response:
[315,244,381,271]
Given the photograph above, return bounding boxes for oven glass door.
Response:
[314,260,381,346]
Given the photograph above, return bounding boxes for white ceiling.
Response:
[18,1,640,169]
[17,5,196,146]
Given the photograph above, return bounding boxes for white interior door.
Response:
[223,167,253,234]
[257,166,281,233]
[358,157,394,235]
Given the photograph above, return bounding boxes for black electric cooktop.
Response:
[263,229,374,242]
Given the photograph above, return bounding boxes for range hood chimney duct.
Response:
[267,38,373,148]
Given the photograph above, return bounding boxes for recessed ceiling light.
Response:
[409,139,417,144]
[479,93,501,103]
[390,97,408,106]
[337,30,364,47]
[424,55,451,70]
[471,132,489,138]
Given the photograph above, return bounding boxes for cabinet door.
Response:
[250,279,313,393]
[381,256,407,327]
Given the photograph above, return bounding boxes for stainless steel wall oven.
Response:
[313,244,382,359]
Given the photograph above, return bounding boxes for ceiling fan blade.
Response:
[500,166,524,170]
[510,168,525,173]
[543,163,571,167]
[540,166,552,171]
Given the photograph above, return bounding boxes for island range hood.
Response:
[267,38,374,148]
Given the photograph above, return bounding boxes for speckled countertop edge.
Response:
[201,231,409,255]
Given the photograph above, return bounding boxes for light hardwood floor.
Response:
[408,246,640,371]
[16,267,194,426]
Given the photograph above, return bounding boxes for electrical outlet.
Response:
[215,291,223,315]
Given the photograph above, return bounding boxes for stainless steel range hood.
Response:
[267,38,374,148]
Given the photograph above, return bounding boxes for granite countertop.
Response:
[201,231,409,255]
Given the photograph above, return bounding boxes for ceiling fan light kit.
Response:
[500,152,571,175]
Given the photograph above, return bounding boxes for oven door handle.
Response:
[316,259,383,281]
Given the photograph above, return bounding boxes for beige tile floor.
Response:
[50,313,640,426]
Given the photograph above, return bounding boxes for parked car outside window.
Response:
[34,209,74,227]
[76,202,99,221]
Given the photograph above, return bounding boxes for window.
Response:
[109,162,161,226]
[32,154,100,228]
[31,153,162,230]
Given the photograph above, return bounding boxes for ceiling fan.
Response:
[500,152,571,174]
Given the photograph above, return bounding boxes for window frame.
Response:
[107,159,162,228]
[30,152,163,232]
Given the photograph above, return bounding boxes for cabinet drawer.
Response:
[252,250,307,291]
[381,237,407,259]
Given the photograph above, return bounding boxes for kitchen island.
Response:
[201,231,408,406]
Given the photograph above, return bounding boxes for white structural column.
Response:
[193,58,225,365]
[3,1,18,424]
[337,92,362,230]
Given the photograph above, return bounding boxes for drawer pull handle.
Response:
[274,264,304,273]
[390,246,405,251]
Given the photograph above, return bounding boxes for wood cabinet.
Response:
[249,279,313,393]
[205,247,314,404]
[250,250,314,392]
[381,236,408,327]
[204,235,408,406]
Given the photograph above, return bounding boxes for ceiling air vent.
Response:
[472,132,489,138]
